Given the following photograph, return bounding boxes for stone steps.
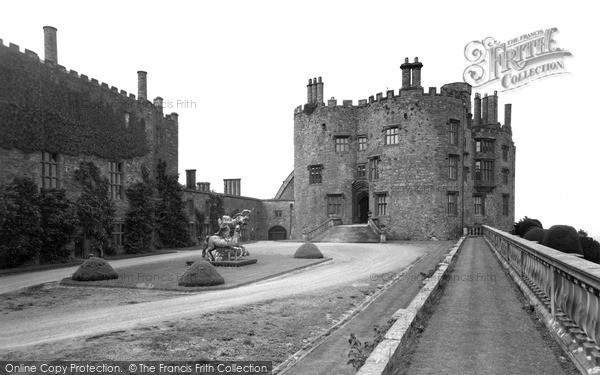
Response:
[312,224,380,243]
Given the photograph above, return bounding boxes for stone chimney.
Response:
[411,57,423,87]
[185,169,196,189]
[43,26,58,64]
[137,71,147,101]
[400,57,411,89]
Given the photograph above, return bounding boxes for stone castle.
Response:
[0,27,293,257]
[289,58,515,240]
[0,27,515,253]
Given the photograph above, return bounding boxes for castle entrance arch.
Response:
[352,180,370,223]
[268,226,287,240]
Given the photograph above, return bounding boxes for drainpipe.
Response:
[289,203,293,240]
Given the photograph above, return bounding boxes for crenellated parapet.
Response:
[0,31,171,116]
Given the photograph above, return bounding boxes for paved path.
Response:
[0,241,436,350]
[284,241,451,375]
[405,237,566,375]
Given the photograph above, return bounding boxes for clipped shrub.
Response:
[580,236,600,264]
[523,227,546,243]
[294,243,324,259]
[542,225,583,255]
[514,217,543,237]
[179,260,225,287]
[72,257,118,281]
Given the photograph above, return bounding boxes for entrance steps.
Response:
[312,224,380,243]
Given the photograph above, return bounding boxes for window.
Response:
[309,165,322,184]
[448,155,459,180]
[474,196,485,216]
[376,193,388,216]
[502,168,509,184]
[275,210,283,218]
[112,223,125,249]
[41,152,59,188]
[358,136,367,151]
[327,195,342,216]
[475,139,494,153]
[447,192,458,216]
[475,160,494,181]
[448,121,459,145]
[502,194,510,216]
[188,199,195,217]
[357,164,366,178]
[369,157,380,180]
[335,136,349,152]
[385,127,399,145]
[109,161,123,200]
[502,145,509,161]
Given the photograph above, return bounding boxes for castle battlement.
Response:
[0,30,173,115]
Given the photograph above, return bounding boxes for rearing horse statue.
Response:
[203,224,245,261]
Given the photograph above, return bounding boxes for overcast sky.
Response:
[2,0,598,237]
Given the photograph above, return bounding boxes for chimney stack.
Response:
[224,179,241,196]
[307,79,313,104]
[43,26,58,64]
[504,103,512,127]
[474,93,482,126]
[400,57,411,89]
[316,77,324,104]
[137,71,147,101]
[311,77,317,104]
[489,91,498,124]
[185,169,196,189]
[481,94,489,125]
[411,57,423,88]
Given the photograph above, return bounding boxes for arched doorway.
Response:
[352,180,370,223]
[268,226,287,241]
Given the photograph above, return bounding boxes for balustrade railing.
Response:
[367,217,386,243]
[302,218,340,242]
[483,225,600,346]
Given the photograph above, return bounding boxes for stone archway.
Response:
[352,180,370,223]
[268,226,287,241]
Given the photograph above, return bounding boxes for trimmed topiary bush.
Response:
[542,225,583,255]
[514,217,543,237]
[72,257,118,281]
[294,243,324,259]
[179,260,225,287]
[523,227,546,243]
[580,236,600,264]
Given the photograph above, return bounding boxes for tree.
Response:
[0,178,42,268]
[39,188,78,263]
[74,161,115,256]
[155,160,190,248]
[124,171,156,254]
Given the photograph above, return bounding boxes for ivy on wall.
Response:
[0,53,149,160]
[208,192,225,234]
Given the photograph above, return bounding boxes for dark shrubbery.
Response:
[38,189,78,263]
[124,176,155,254]
[294,243,324,259]
[514,217,543,237]
[155,160,191,248]
[523,227,546,243]
[178,260,224,287]
[74,162,115,256]
[542,225,583,255]
[579,234,600,264]
[72,257,118,281]
[0,178,42,268]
